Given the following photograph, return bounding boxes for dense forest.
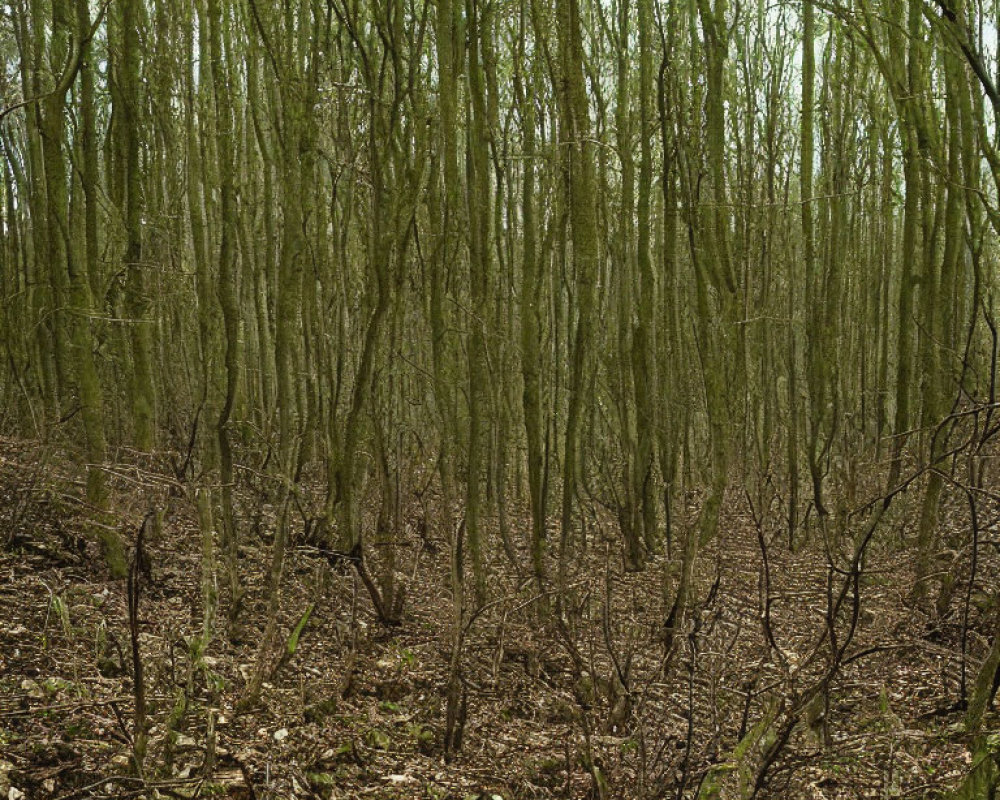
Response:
[2,0,1000,796]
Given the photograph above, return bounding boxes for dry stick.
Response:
[579,707,608,800]
[53,775,200,800]
[928,425,999,716]
[962,308,1000,706]
[751,502,887,798]
[635,671,679,797]
[2,446,50,548]
[978,306,998,441]
[641,568,721,796]
[961,480,981,705]
[626,598,692,794]
[902,414,1000,712]
[675,618,699,800]
[445,517,468,759]
[602,541,631,695]
[127,512,153,780]
[108,700,135,753]
[334,575,360,701]
[312,544,394,625]
[0,696,154,718]
[747,487,788,671]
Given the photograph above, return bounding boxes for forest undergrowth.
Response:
[1,435,998,800]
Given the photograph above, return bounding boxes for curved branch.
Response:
[0,0,113,125]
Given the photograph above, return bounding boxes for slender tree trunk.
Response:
[555,0,600,598]
[465,0,492,605]
[120,0,157,449]
[515,27,547,592]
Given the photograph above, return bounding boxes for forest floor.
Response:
[0,436,996,799]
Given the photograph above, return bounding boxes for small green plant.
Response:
[42,676,75,697]
[64,720,92,739]
[203,667,226,695]
[50,594,72,638]
[367,728,391,749]
[305,696,339,723]
[309,772,336,790]
[332,740,354,760]
[407,722,435,751]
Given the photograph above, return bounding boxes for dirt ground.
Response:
[1,437,996,799]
